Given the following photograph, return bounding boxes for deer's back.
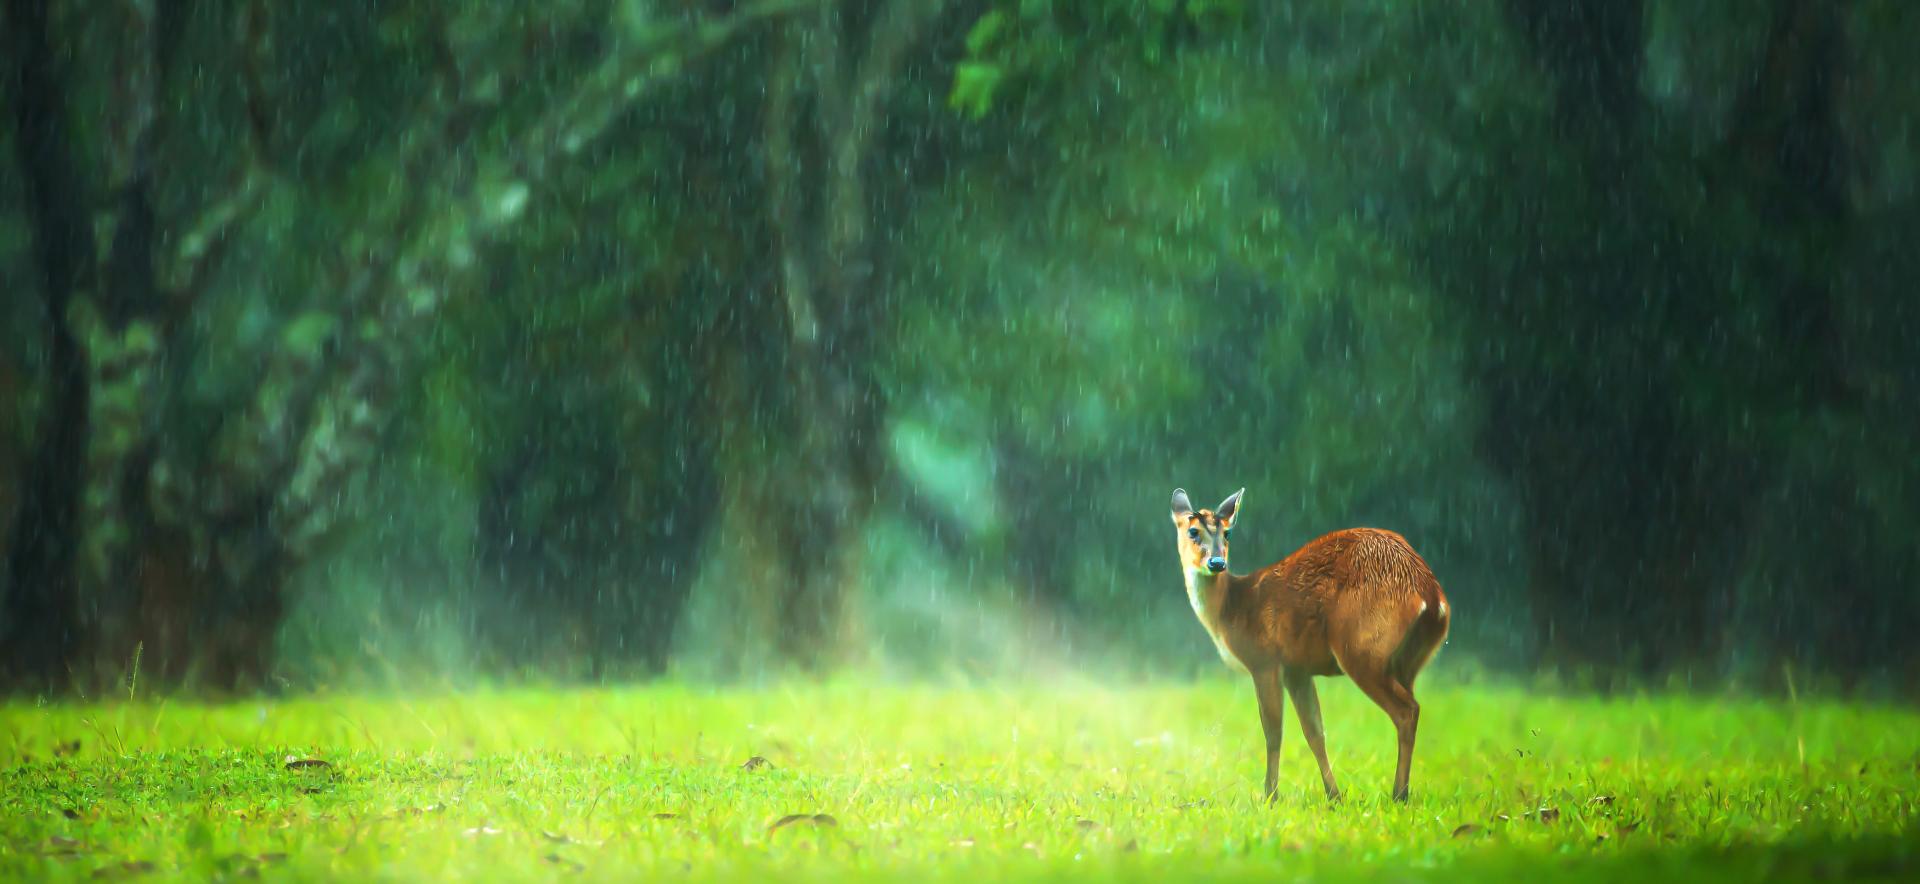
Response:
[1227,528,1443,674]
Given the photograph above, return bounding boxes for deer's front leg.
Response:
[1252,667,1287,802]
[1284,668,1341,802]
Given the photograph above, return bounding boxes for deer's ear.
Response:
[1171,488,1194,519]
[1216,488,1244,523]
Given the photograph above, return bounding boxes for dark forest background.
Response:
[3,0,1916,696]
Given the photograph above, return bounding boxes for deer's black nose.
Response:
[1207,557,1226,573]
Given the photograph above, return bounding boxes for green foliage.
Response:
[949,0,1246,118]
[5,0,1917,689]
[2,682,1916,880]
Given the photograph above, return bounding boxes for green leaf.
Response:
[282,312,338,361]
[948,62,1005,120]
[964,10,1008,56]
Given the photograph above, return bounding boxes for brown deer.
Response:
[1171,488,1450,802]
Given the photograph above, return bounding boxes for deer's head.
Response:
[1171,487,1243,576]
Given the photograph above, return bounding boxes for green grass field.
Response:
[2,679,1916,881]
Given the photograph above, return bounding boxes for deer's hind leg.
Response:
[1330,599,1427,802]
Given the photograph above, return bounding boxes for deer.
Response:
[1170,488,1450,803]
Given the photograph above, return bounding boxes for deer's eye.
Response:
[1225,528,1233,540]
[1187,528,1200,540]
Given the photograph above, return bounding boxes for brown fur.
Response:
[1173,489,1450,803]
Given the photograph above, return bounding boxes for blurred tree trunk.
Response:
[1,0,91,687]
[1491,0,1857,679]
[753,0,949,666]
[0,0,810,692]
[1719,0,1860,682]
[1506,0,1644,144]
[1,0,269,688]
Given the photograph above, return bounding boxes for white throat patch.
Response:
[1183,566,1244,671]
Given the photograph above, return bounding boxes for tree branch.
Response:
[812,2,851,140]
[1724,0,1849,217]
[160,166,268,299]
[848,0,947,164]
[510,0,828,184]
[239,0,276,160]
[96,0,167,328]
[824,0,947,306]
[156,0,279,306]
[765,23,820,344]
[265,0,828,557]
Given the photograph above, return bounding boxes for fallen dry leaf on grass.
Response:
[90,860,155,879]
[740,756,771,771]
[388,804,446,819]
[42,836,86,857]
[1074,819,1100,831]
[462,826,504,837]
[543,853,585,872]
[217,852,288,876]
[1451,824,1484,838]
[768,813,838,832]
[283,757,332,771]
[1588,795,1616,807]
[651,812,679,820]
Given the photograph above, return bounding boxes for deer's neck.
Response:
[1184,567,1244,671]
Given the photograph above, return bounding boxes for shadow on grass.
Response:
[1421,834,1918,884]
